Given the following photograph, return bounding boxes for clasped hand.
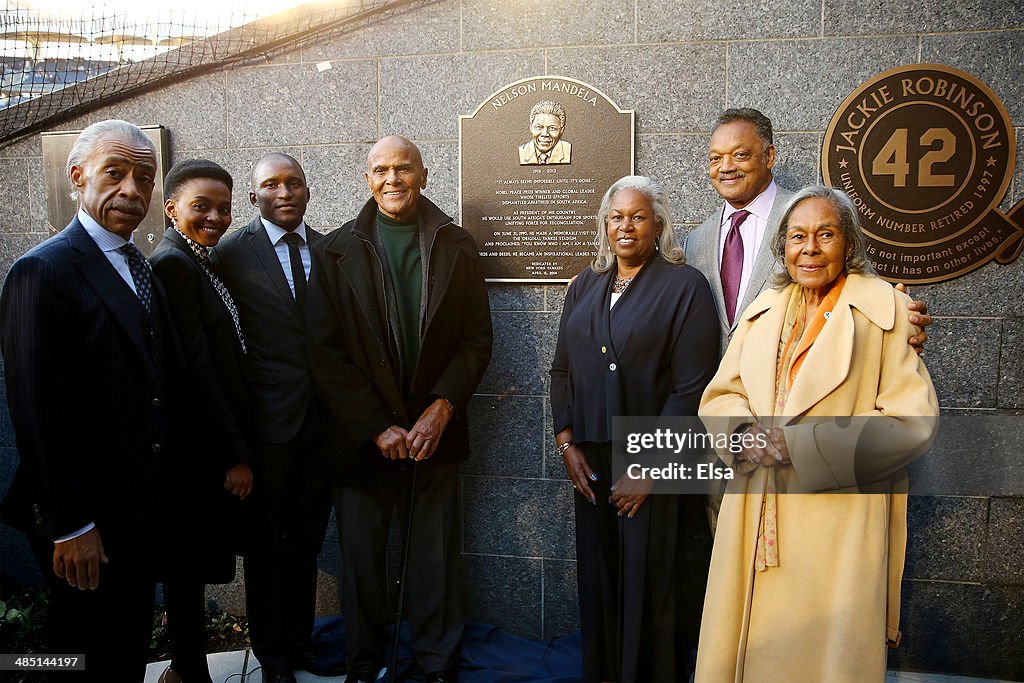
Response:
[738,425,791,467]
[374,399,454,461]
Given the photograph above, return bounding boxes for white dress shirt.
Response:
[78,209,138,295]
[717,181,778,311]
[262,218,311,297]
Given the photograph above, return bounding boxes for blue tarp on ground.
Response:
[310,617,582,682]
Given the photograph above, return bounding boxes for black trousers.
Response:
[573,442,708,683]
[243,411,332,674]
[163,580,213,683]
[336,461,462,677]
[30,535,156,683]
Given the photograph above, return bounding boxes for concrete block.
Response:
[417,140,459,221]
[91,74,227,152]
[727,38,918,132]
[478,311,560,396]
[904,495,986,582]
[999,319,1024,409]
[546,44,726,134]
[825,0,1024,36]
[0,158,34,233]
[890,580,1023,680]
[462,553,542,638]
[464,395,545,478]
[921,31,1024,126]
[984,496,1024,585]
[301,0,460,61]
[773,133,821,192]
[911,259,1024,319]
[379,52,544,140]
[542,558,578,638]
[225,61,377,148]
[487,284,546,312]
[462,475,574,559]
[462,0,632,51]
[298,143,374,231]
[639,0,820,41]
[923,318,1000,408]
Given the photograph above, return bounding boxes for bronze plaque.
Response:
[822,64,1022,284]
[460,76,634,281]
[41,125,170,257]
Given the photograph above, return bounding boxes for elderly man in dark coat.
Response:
[308,135,492,683]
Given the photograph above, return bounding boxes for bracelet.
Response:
[556,441,574,456]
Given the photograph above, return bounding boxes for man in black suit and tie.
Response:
[215,153,334,683]
[0,119,170,681]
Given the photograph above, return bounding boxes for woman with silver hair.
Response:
[550,175,719,681]
[696,185,938,682]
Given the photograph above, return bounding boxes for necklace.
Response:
[612,275,633,293]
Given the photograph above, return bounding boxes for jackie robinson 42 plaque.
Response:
[822,64,1022,284]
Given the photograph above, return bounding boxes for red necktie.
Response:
[721,209,750,326]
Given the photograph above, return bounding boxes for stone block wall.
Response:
[0,0,1020,678]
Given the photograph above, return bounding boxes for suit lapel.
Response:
[739,298,785,418]
[782,299,853,419]
[66,220,159,379]
[247,220,303,326]
[689,214,730,339]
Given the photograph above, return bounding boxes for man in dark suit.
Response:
[0,119,170,681]
[685,107,932,354]
[214,153,334,683]
[308,136,492,683]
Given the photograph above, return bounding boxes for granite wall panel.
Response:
[545,44,726,134]
[225,60,378,148]
[461,0,633,51]
[638,0,821,42]
[827,0,1024,37]
[379,52,545,140]
[727,38,918,132]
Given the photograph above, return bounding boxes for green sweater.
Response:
[377,211,422,387]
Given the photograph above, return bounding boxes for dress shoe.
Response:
[157,667,183,683]
[425,669,458,683]
[289,649,347,677]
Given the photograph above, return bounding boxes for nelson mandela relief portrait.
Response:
[518,100,572,165]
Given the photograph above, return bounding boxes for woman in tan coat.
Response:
[695,185,939,683]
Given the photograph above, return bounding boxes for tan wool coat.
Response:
[695,273,939,683]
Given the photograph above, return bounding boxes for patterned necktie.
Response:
[282,232,307,310]
[720,209,750,326]
[539,153,549,164]
[119,242,153,315]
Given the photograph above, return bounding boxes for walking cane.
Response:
[388,460,418,683]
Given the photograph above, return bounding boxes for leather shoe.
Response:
[425,670,458,683]
[289,649,347,677]
[157,667,182,683]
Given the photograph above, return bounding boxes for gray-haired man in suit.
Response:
[1,119,171,681]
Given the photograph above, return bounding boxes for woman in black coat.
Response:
[149,159,253,683]
[550,176,720,682]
